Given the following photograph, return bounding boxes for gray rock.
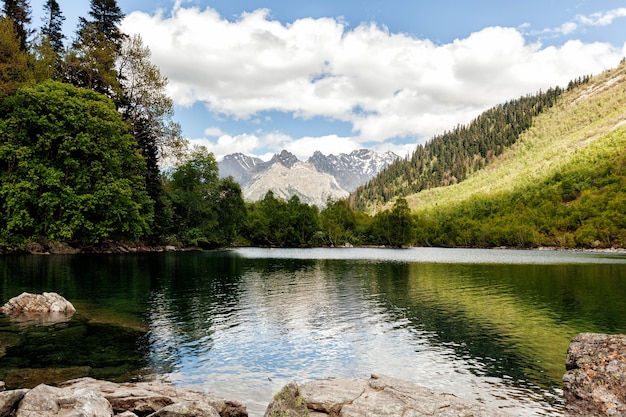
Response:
[148,401,220,417]
[564,333,626,416]
[263,381,309,417]
[300,378,367,414]
[15,384,112,417]
[0,292,76,315]
[0,388,29,417]
[287,374,513,417]
[61,378,247,417]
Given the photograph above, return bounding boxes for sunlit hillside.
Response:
[398,60,626,248]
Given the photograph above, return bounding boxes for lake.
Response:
[1,247,626,416]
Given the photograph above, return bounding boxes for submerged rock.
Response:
[563,333,626,416]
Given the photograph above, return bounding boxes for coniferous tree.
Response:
[41,0,64,53]
[34,0,65,80]
[2,0,31,50]
[78,0,124,52]
[66,0,125,98]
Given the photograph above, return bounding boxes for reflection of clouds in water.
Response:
[145,256,561,417]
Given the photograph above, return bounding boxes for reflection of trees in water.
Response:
[145,252,246,374]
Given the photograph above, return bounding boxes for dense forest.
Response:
[1,0,625,252]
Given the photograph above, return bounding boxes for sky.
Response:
[30,0,626,161]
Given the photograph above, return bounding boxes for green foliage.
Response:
[0,17,32,94]
[371,198,415,247]
[67,0,125,99]
[320,199,358,246]
[2,0,31,51]
[351,83,588,211]
[405,63,626,249]
[242,191,320,247]
[0,80,153,245]
[167,148,246,248]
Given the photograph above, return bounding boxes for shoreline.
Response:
[2,240,626,256]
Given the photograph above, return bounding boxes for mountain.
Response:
[218,149,399,207]
[365,61,626,248]
[309,149,400,191]
[350,81,578,210]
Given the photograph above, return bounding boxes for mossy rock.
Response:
[264,381,309,417]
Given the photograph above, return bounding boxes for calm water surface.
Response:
[1,247,626,416]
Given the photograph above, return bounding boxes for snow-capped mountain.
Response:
[218,149,399,207]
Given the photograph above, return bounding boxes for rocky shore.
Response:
[0,240,203,255]
[0,333,624,416]
[2,295,625,416]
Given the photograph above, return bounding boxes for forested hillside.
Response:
[402,61,626,248]
[351,77,590,211]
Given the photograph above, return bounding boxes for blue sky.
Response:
[31,0,626,161]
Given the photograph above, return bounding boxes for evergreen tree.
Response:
[34,0,65,81]
[41,0,64,53]
[78,0,124,52]
[67,0,125,98]
[2,0,31,50]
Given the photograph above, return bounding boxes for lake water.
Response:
[1,247,626,416]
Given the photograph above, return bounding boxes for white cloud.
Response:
[577,8,626,27]
[122,6,624,158]
[284,135,361,160]
[190,133,260,160]
[203,127,225,137]
[532,7,626,38]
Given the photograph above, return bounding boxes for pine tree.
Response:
[77,0,124,52]
[66,0,125,98]
[41,0,64,53]
[2,0,32,50]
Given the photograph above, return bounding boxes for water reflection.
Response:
[2,249,626,417]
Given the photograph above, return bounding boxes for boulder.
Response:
[0,292,76,315]
[0,388,29,416]
[274,374,512,417]
[148,401,220,417]
[263,381,309,417]
[563,333,626,416]
[60,378,247,417]
[15,383,112,417]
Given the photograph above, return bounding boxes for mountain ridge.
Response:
[218,149,399,207]
[388,61,626,248]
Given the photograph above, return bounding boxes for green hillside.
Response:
[388,61,626,248]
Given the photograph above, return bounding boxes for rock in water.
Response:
[0,292,76,314]
[563,333,626,416]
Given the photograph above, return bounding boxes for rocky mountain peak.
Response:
[271,150,299,168]
[218,148,399,207]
